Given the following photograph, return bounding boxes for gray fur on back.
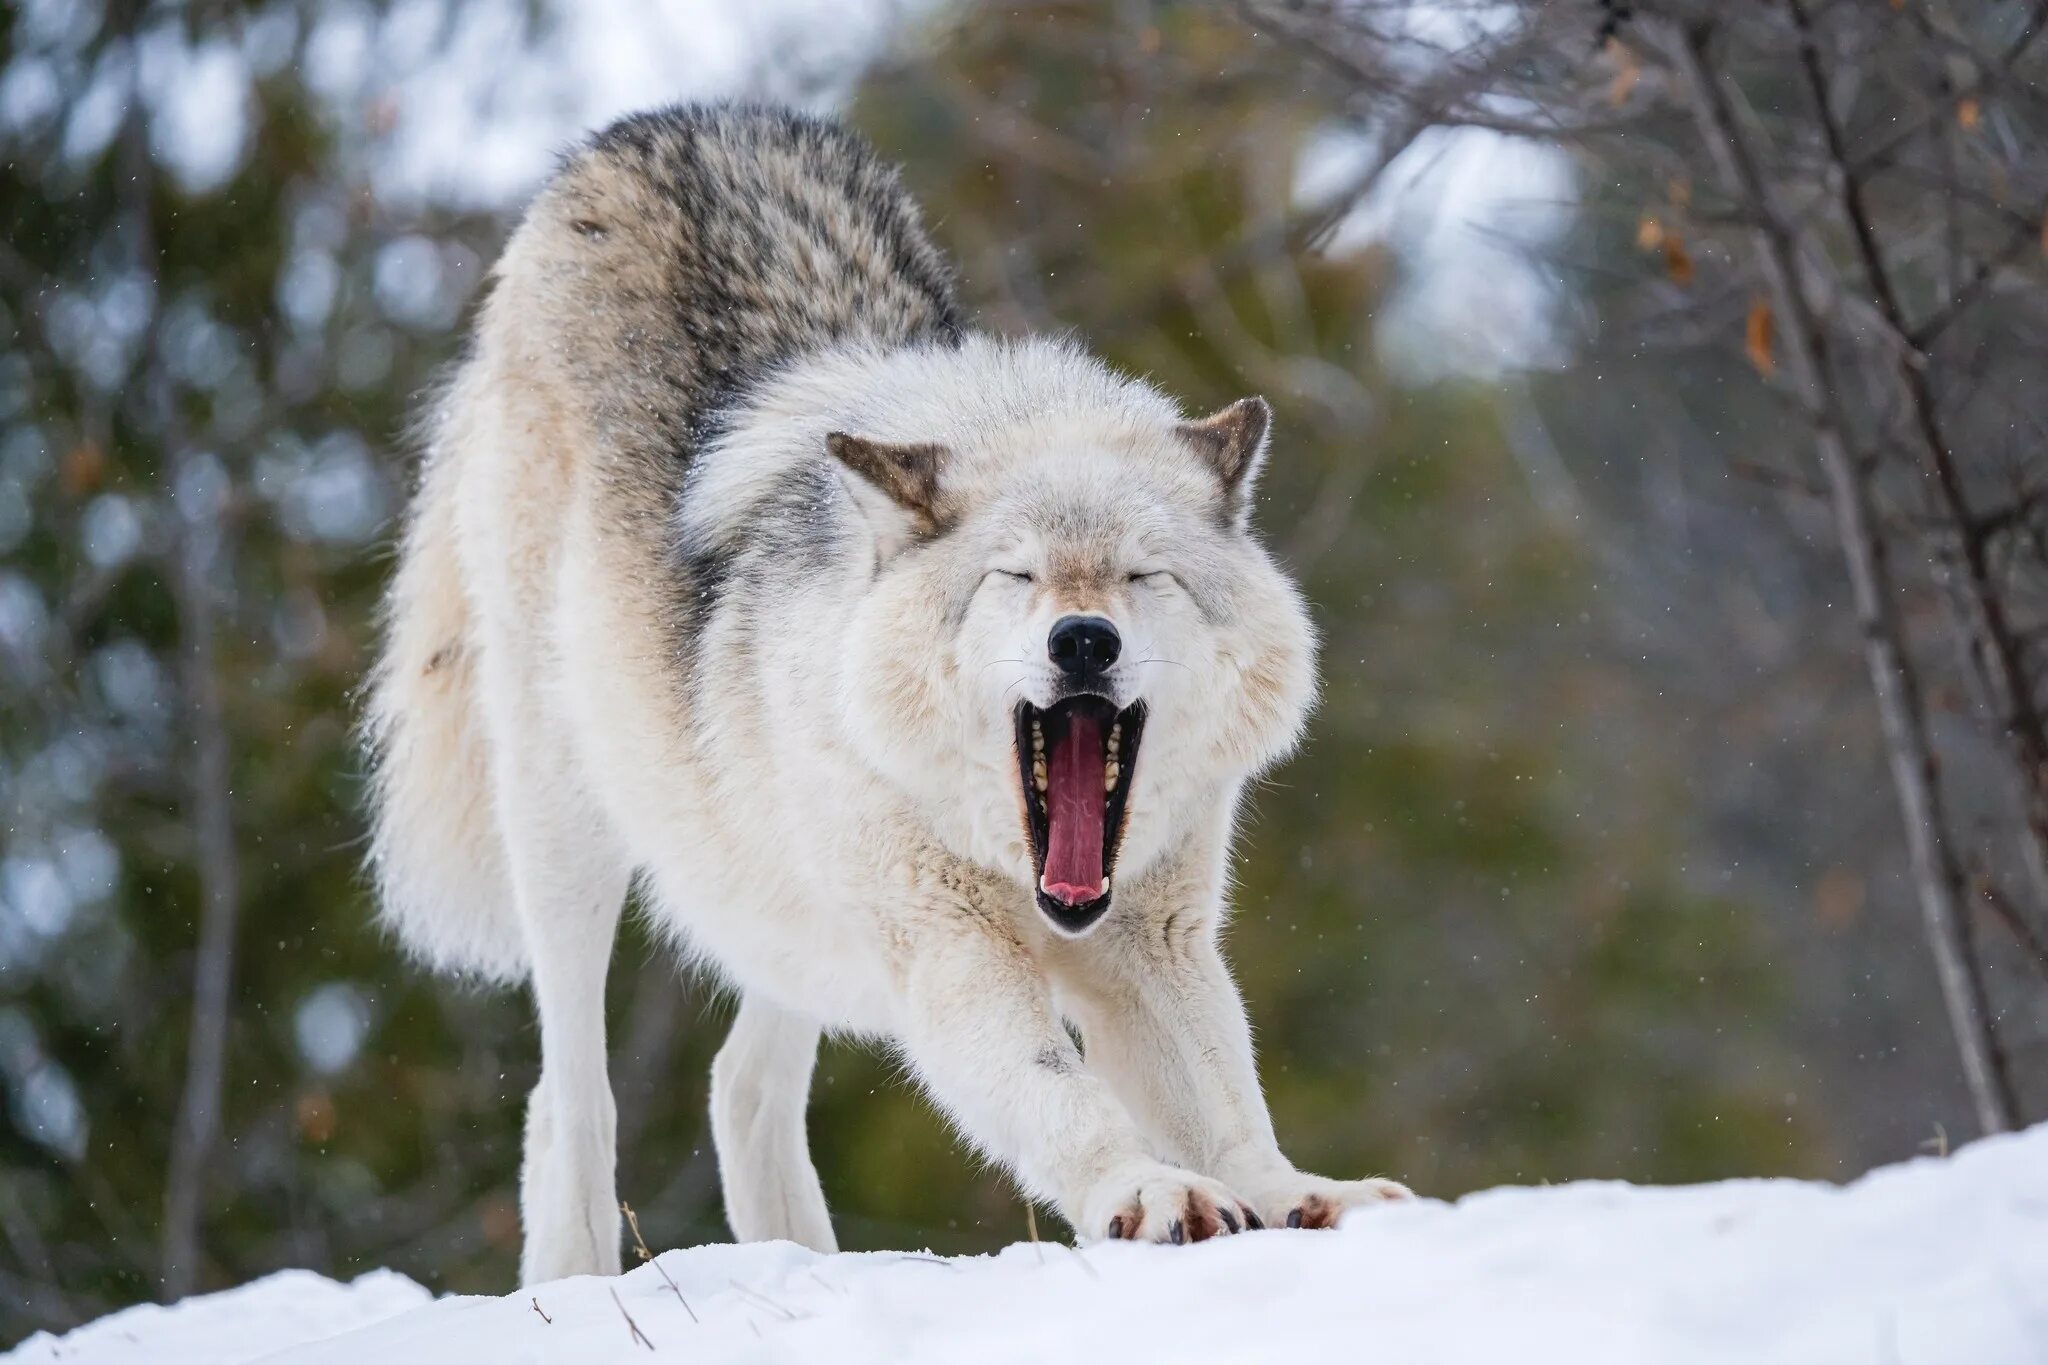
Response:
[512,106,956,494]
[571,104,957,411]
[505,103,964,647]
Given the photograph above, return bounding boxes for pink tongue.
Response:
[1043,710,1107,905]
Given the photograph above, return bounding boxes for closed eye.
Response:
[1128,570,1175,585]
[991,569,1034,583]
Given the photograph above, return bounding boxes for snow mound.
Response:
[6,1268,430,1364]
[14,1125,2047,1364]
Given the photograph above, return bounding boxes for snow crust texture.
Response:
[12,1124,2046,1364]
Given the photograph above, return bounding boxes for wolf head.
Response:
[822,338,1316,935]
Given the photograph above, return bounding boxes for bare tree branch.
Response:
[1658,14,2019,1134]
[1786,0,2048,957]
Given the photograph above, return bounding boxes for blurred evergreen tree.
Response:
[0,0,536,1333]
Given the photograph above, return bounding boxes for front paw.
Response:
[1241,1173,1413,1231]
[1081,1165,1262,1245]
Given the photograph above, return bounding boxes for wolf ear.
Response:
[1176,397,1271,523]
[826,432,949,530]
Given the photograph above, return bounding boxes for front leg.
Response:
[886,890,1258,1244]
[1053,899,1411,1233]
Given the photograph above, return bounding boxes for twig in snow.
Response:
[1063,1244,1100,1278]
[610,1286,655,1350]
[530,1297,551,1324]
[622,1202,698,1323]
[729,1280,798,1321]
[653,1256,697,1324]
[892,1253,957,1269]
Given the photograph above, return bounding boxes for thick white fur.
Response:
[370,311,1407,1279]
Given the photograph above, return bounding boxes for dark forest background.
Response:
[4,0,2046,1343]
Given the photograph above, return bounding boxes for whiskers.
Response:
[980,658,1042,711]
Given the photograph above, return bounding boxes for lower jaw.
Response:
[1035,884,1113,935]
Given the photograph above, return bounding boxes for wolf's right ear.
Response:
[826,432,951,538]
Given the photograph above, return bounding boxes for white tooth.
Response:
[1099,877,1111,896]
[1104,760,1120,791]
[1033,761,1048,792]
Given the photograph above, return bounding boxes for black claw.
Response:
[1218,1205,1239,1234]
[1168,1219,1185,1245]
[1243,1207,1265,1231]
[1286,1207,1303,1229]
[1107,1214,1125,1240]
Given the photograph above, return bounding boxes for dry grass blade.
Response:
[620,1202,652,1262]
[609,1286,655,1350]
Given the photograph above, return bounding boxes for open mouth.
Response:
[1015,695,1146,934]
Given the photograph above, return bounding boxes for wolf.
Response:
[364,104,1409,1284]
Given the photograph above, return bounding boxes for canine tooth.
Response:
[1104,760,1120,790]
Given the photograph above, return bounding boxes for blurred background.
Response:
[4,0,2047,1343]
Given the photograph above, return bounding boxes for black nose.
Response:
[1048,615,1120,676]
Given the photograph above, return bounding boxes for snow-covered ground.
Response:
[14,1124,2047,1364]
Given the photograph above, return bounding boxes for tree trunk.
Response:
[123,102,245,1299]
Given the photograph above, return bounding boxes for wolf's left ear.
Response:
[826,432,949,534]
[1176,397,1271,524]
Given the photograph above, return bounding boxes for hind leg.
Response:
[490,708,631,1283]
[710,994,836,1251]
